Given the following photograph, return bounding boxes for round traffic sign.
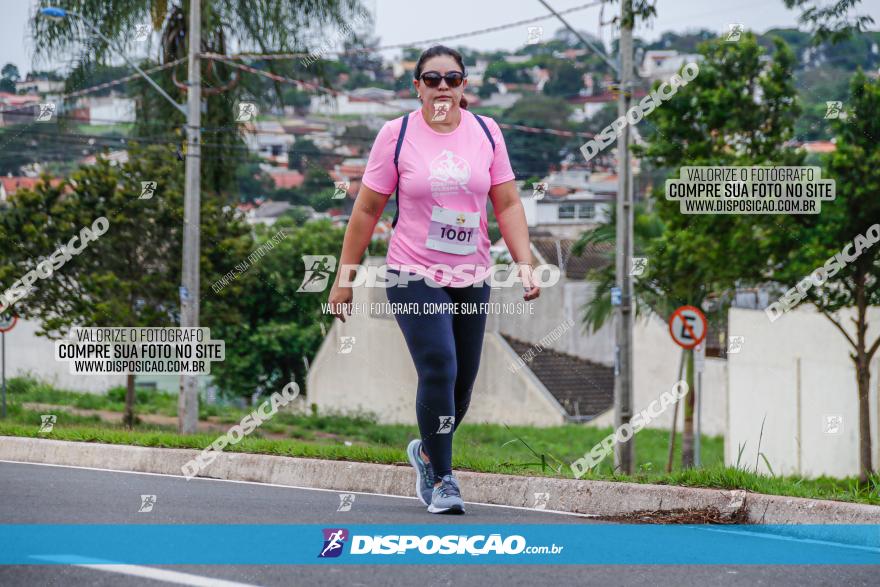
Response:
[0,314,17,333]
[668,305,707,350]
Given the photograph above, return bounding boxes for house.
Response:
[80,150,129,166]
[15,75,65,95]
[244,200,293,226]
[242,120,295,165]
[0,175,64,201]
[309,90,419,116]
[466,59,489,86]
[518,171,616,238]
[391,59,418,78]
[798,140,836,154]
[0,93,41,126]
[639,50,702,82]
[79,95,136,125]
[268,169,305,190]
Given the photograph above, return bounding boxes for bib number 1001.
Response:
[439,226,474,243]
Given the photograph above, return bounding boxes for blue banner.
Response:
[1,525,878,565]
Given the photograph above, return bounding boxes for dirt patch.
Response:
[598,506,750,524]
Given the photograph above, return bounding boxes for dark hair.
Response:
[414,45,468,110]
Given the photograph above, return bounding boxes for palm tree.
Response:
[574,201,721,469]
[29,0,363,425]
[31,0,365,195]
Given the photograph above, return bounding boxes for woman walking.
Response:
[329,45,539,514]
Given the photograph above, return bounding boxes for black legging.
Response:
[386,269,491,483]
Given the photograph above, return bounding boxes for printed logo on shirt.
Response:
[428,150,472,197]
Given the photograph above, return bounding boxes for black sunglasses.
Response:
[419,71,465,88]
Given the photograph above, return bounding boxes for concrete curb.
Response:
[3,436,879,531]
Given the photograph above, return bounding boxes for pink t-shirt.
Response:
[361,109,516,287]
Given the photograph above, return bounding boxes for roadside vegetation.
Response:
[2,376,877,506]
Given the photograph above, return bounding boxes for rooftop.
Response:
[502,334,613,420]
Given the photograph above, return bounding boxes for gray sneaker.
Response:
[427,474,465,514]
[406,439,435,505]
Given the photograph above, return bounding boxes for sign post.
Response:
[694,342,706,467]
[0,314,18,419]
[668,305,707,469]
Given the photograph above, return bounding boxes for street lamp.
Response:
[40,4,203,435]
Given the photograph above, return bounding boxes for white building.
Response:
[15,78,65,95]
[83,96,136,125]
[242,120,294,163]
[310,88,418,116]
[0,317,125,393]
[520,191,612,233]
[639,50,702,82]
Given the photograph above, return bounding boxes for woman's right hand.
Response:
[328,282,353,323]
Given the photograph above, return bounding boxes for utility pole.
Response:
[613,0,635,474]
[179,0,201,434]
[536,0,635,472]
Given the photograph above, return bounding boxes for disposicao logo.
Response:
[318,528,348,558]
[316,530,563,557]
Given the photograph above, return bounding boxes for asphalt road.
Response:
[0,460,876,587]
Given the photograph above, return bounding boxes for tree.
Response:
[282,86,312,114]
[235,158,275,202]
[340,124,374,157]
[477,81,498,99]
[0,63,19,93]
[288,137,322,171]
[543,61,583,98]
[763,71,880,482]
[484,61,530,84]
[501,95,571,178]
[583,34,801,468]
[0,145,252,426]
[783,0,875,44]
[208,217,343,397]
[31,0,363,199]
[302,166,335,211]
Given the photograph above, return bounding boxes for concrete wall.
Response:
[627,314,728,437]
[489,275,615,366]
[306,272,566,427]
[1,317,125,393]
[727,306,880,478]
[490,275,728,437]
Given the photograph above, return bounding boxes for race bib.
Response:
[426,206,480,255]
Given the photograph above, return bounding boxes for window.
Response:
[558,204,575,219]
[577,203,595,219]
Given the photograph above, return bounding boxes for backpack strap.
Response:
[391,113,410,229]
[473,113,496,151]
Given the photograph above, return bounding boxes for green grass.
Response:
[74,123,132,135]
[6,376,229,419]
[3,377,879,506]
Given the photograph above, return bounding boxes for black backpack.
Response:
[390,112,496,228]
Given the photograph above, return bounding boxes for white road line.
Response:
[0,459,598,518]
[30,555,263,586]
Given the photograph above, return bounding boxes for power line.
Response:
[219,1,606,61]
